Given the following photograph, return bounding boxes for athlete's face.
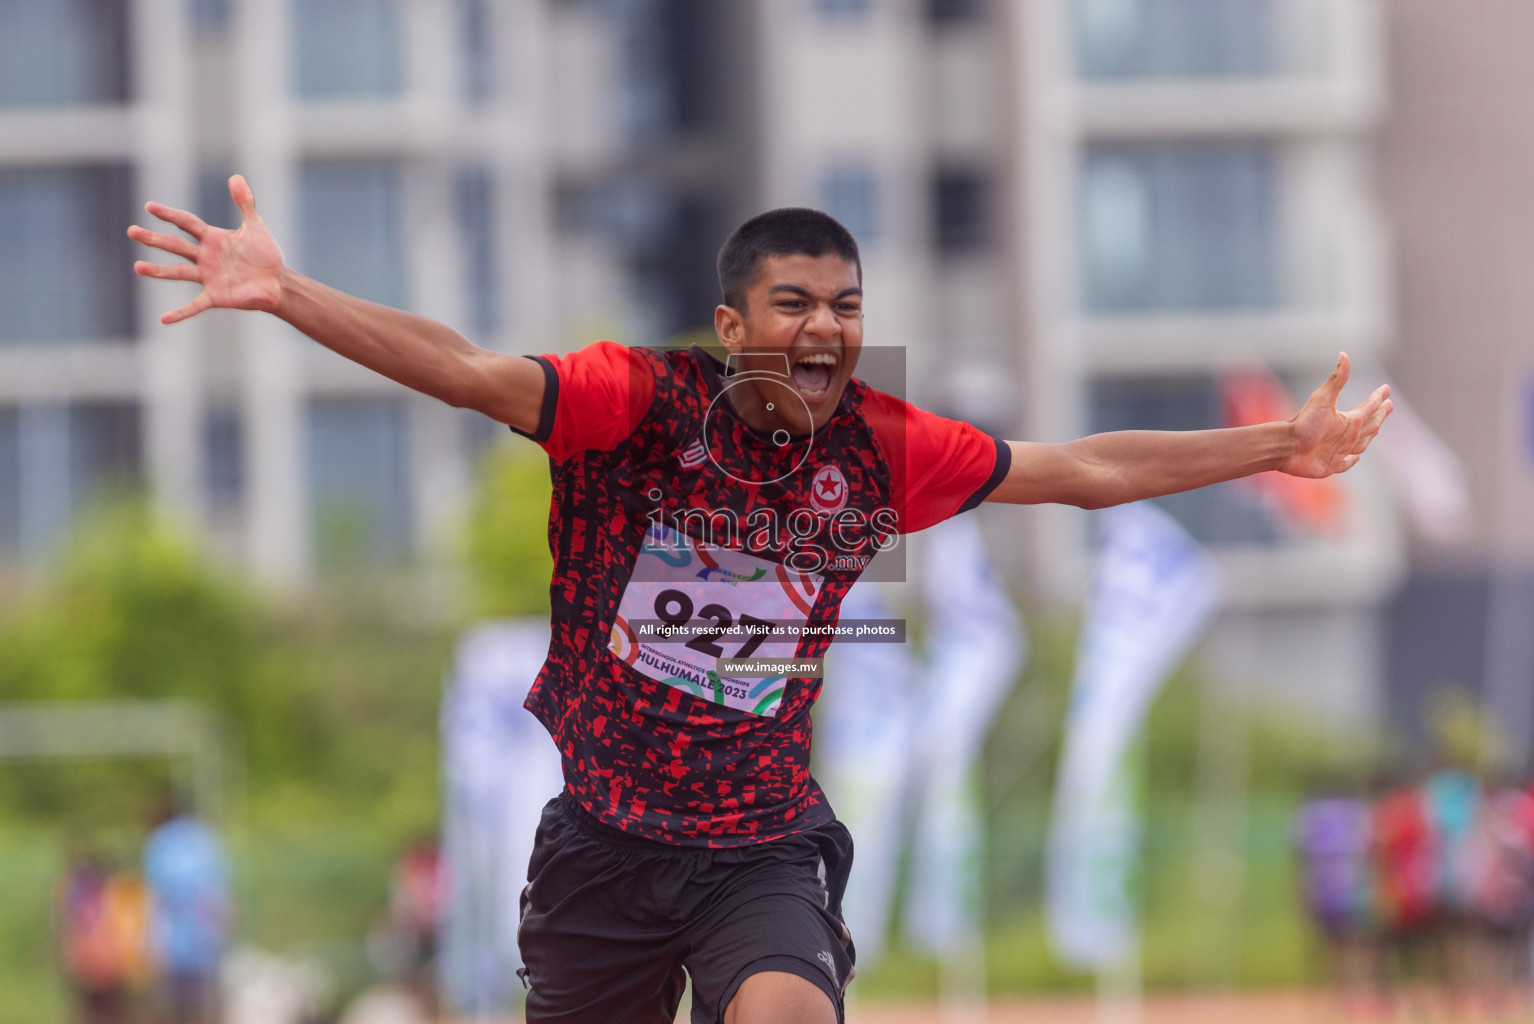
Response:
[713,253,863,435]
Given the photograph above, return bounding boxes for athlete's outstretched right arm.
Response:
[128,174,544,434]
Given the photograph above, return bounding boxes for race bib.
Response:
[609,523,823,717]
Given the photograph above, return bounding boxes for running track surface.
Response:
[840,990,1326,1023]
[496,990,1335,1023]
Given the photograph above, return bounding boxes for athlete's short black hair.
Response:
[716,208,862,311]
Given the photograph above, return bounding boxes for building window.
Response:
[307,397,413,565]
[0,166,136,343]
[0,401,141,557]
[191,0,231,34]
[204,407,244,514]
[617,0,669,140]
[617,0,720,139]
[1080,140,1275,312]
[460,409,503,467]
[822,165,880,247]
[293,0,402,99]
[0,0,130,106]
[197,168,241,231]
[1073,0,1272,79]
[1089,375,1278,545]
[458,0,493,103]
[933,168,989,255]
[71,402,140,503]
[928,0,984,25]
[13,404,70,558]
[299,160,408,310]
[454,168,500,336]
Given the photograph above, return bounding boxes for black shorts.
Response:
[517,792,857,1024]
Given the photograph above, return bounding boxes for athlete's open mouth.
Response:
[790,352,837,399]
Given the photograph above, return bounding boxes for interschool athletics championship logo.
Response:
[808,464,849,514]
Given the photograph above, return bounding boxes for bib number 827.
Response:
[654,589,774,659]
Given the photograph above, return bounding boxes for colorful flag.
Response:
[1046,503,1221,969]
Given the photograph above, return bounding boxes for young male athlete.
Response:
[131,175,1392,1024]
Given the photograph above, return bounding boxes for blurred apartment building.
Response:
[1016,0,1397,726]
[0,0,1017,582]
[1,0,1527,748]
[0,0,556,581]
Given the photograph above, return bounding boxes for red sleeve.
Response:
[864,390,1011,534]
[511,340,657,462]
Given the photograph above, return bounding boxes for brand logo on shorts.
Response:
[680,439,708,470]
[817,950,835,973]
[809,465,849,514]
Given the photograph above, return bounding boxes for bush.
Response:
[461,443,553,619]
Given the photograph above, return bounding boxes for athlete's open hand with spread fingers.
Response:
[128,174,284,323]
[987,352,1393,509]
[128,174,547,433]
[1279,352,1392,478]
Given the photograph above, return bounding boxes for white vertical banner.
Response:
[439,621,563,1018]
[1046,503,1221,971]
[820,583,921,969]
[904,516,1027,956]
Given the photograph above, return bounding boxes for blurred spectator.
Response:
[143,796,232,1024]
[387,838,443,1016]
[1368,776,1440,1012]
[1422,763,1481,1008]
[1297,766,1534,1019]
[1295,786,1382,1017]
[59,847,154,1024]
[1458,781,1534,1015]
[109,868,156,998]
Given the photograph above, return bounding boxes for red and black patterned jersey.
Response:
[513,341,1009,846]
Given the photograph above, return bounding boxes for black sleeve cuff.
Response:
[508,355,558,444]
[956,435,1012,515]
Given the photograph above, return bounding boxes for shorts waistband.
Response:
[556,790,690,853]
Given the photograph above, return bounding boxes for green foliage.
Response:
[1429,688,1499,772]
[252,597,450,835]
[0,497,460,1023]
[0,500,453,832]
[0,831,67,1024]
[0,501,256,702]
[461,443,554,618]
[0,501,280,828]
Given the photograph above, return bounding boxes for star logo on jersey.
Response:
[679,439,708,470]
[809,465,849,514]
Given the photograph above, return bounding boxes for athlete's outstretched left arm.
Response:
[985,354,1392,509]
